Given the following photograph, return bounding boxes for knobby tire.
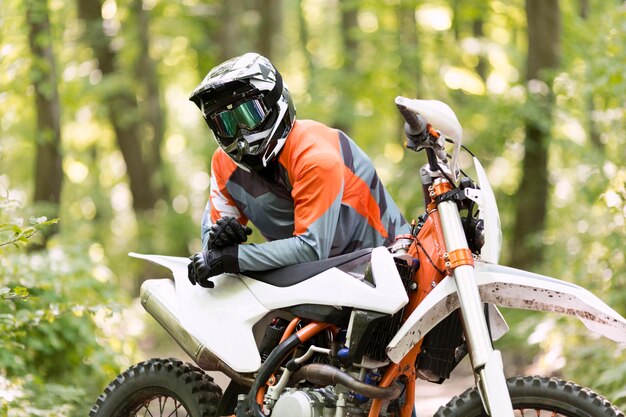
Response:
[89,357,222,417]
[434,375,624,417]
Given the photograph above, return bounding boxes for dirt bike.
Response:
[90,97,626,417]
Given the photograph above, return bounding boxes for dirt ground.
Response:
[413,358,475,416]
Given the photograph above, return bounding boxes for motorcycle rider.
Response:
[187,52,410,287]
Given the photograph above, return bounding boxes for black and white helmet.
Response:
[190,53,296,172]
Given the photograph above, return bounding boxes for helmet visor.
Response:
[209,98,269,141]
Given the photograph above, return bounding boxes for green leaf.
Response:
[14,287,29,298]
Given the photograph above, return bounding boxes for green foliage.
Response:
[0,216,58,249]
[0,194,133,416]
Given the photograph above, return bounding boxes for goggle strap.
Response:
[262,68,283,109]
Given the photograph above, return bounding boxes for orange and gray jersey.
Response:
[202,119,409,272]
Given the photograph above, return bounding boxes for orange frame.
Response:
[253,210,450,417]
[369,209,448,417]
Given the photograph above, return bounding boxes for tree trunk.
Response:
[472,18,488,82]
[131,0,169,199]
[77,0,159,212]
[109,94,159,212]
[510,0,561,269]
[398,0,422,97]
[218,2,243,61]
[451,0,461,40]
[578,0,603,151]
[579,0,590,18]
[257,0,281,60]
[298,0,314,93]
[334,0,359,133]
[26,0,63,243]
[340,1,359,71]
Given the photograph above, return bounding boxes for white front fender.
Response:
[386,262,626,363]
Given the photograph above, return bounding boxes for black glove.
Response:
[187,246,240,288]
[208,217,253,249]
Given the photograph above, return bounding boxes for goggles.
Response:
[208,98,270,142]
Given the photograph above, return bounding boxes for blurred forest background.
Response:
[1,0,626,415]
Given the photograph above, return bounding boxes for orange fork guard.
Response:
[446,248,474,271]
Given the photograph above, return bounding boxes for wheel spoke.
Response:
[135,400,155,417]
[159,396,166,415]
[513,407,567,417]
[131,396,188,417]
[93,359,220,417]
[166,399,186,417]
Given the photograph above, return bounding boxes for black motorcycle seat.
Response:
[243,248,373,287]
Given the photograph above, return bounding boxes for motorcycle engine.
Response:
[271,388,336,417]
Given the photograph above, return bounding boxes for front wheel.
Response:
[434,376,624,417]
[89,358,222,417]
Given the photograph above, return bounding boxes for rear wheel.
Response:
[434,376,624,417]
[89,358,222,417]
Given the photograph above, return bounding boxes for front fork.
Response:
[436,181,514,417]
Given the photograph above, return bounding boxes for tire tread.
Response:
[434,376,624,417]
[89,358,222,417]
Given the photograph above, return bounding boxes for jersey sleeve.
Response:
[237,130,344,271]
[201,152,248,250]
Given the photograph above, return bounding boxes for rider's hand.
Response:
[208,217,253,249]
[187,247,240,288]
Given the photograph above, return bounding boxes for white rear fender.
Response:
[386,262,626,363]
[131,247,408,373]
[243,247,408,315]
[131,253,269,373]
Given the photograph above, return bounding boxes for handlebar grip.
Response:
[395,98,428,137]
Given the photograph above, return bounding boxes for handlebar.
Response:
[397,102,428,137]
[395,96,463,183]
[396,98,431,155]
[395,97,441,174]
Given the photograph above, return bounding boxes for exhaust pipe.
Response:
[140,279,254,387]
[291,363,403,400]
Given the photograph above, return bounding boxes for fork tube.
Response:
[436,182,514,417]
[437,199,493,367]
